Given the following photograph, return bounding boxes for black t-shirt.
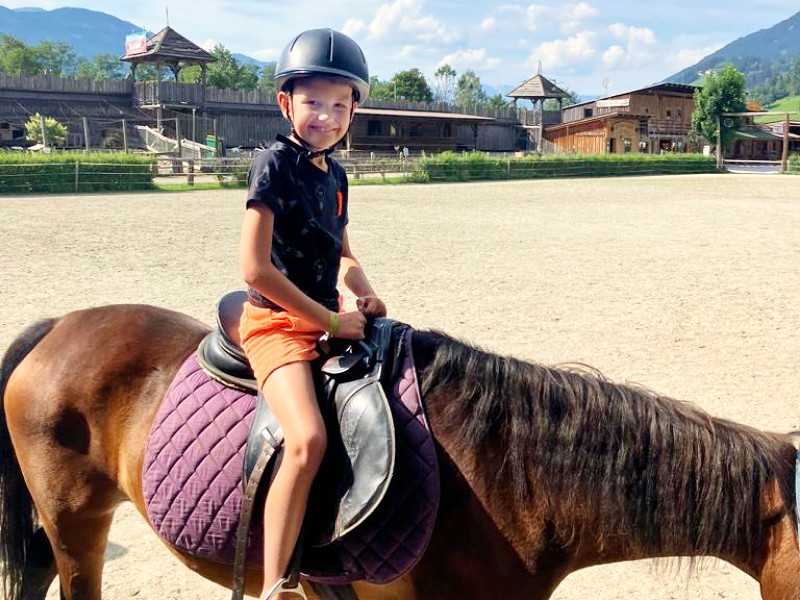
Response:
[245,135,349,312]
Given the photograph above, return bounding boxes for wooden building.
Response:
[0,27,519,153]
[0,75,521,152]
[506,73,571,150]
[544,83,697,154]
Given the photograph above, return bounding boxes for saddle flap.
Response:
[321,350,368,377]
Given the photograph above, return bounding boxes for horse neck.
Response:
[411,331,799,585]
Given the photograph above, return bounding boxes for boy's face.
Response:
[279,77,357,151]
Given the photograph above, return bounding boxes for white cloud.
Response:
[438,48,501,71]
[363,0,459,44]
[669,43,725,70]
[342,17,367,37]
[393,45,423,59]
[527,31,597,70]
[602,24,659,68]
[602,45,625,68]
[523,3,599,34]
[200,38,217,52]
[481,17,497,31]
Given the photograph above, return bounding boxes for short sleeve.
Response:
[245,149,286,215]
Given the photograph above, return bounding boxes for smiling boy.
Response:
[237,29,386,600]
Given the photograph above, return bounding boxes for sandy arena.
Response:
[1,173,799,600]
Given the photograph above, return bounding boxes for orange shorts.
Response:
[238,302,325,391]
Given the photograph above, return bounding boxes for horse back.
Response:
[4,304,209,506]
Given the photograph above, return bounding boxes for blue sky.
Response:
[3,0,799,95]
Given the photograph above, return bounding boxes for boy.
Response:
[238,29,386,600]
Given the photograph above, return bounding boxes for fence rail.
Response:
[0,74,133,95]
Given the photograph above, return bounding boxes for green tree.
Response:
[368,75,394,100]
[455,69,487,107]
[35,41,77,76]
[390,68,433,102]
[486,93,511,110]
[205,44,258,90]
[75,54,123,80]
[691,64,747,147]
[24,113,67,146]
[434,64,456,104]
[258,63,276,95]
[0,34,41,76]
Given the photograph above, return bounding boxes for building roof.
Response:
[544,111,636,132]
[506,74,572,100]
[568,82,699,110]
[355,107,495,121]
[730,128,800,141]
[121,27,216,65]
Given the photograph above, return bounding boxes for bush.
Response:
[24,113,68,146]
[0,152,156,193]
[788,153,800,174]
[418,151,719,183]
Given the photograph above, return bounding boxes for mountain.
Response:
[0,5,268,66]
[667,10,800,86]
[0,5,147,58]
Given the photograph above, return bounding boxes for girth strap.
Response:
[231,400,283,600]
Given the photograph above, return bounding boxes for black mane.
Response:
[413,330,796,561]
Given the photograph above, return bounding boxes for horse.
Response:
[2,303,800,600]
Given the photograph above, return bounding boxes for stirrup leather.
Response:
[264,577,308,600]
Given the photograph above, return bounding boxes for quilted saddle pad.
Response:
[142,330,439,584]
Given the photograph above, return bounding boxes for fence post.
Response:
[122,119,128,153]
[74,162,79,193]
[176,118,182,158]
[83,117,90,151]
[40,114,48,149]
[187,159,195,186]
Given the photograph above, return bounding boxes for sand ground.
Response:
[1,173,799,599]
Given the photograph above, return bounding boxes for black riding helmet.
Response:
[275,28,370,102]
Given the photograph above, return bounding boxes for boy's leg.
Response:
[259,361,327,600]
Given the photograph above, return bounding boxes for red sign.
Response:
[125,32,148,57]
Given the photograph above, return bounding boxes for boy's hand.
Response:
[356,295,387,317]
[335,310,367,340]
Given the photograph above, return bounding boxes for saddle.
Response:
[196,291,409,600]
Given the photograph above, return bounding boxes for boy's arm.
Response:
[239,204,375,340]
[240,204,331,328]
[340,227,387,317]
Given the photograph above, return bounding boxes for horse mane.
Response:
[414,330,796,561]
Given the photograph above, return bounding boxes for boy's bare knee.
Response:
[285,429,327,471]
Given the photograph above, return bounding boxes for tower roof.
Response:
[121,26,216,65]
[506,74,571,100]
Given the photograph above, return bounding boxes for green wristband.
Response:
[329,311,340,336]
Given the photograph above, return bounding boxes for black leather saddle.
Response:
[196,291,409,600]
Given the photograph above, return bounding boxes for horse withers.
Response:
[2,303,800,600]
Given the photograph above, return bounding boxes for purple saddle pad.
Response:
[142,330,439,584]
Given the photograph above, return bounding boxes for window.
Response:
[584,108,593,119]
[443,122,452,137]
[666,109,672,118]
[0,122,9,130]
[367,120,382,136]
[622,138,632,153]
[389,124,398,137]
[638,119,648,136]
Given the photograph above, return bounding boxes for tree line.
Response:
[749,56,800,104]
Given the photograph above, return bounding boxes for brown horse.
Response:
[2,303,800,600]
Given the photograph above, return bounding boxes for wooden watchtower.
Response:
[506,73,571,150]
[121,27,216,147]
[121,26,216,86]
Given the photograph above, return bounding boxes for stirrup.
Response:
[264,577,308,600]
